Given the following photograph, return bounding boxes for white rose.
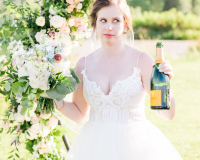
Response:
[18,66,29,77]
[29,76,40,89]
[36,16,45,26]
[50,15,66,28]
[25,129,38,140]
[13,112,25,123]
[30,123,41,135]
[68,18,75,27]
[39,124,50,137]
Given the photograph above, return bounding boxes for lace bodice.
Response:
[81,66,147,126]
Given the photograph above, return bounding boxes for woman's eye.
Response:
[100,19,119,23]
[114,19,119,23]
[101,19,106,22]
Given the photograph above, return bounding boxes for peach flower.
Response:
[66,0,74,5]
[31,116,40,124]
[67,4,76,13]
[40,113,51,120]
[46,116,58,130]
[39,141,48,154]
[59,23,70,35]
[74,17,84,27]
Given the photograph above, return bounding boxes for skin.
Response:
[54,4,175,123]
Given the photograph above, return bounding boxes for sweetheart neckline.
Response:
[81,67,141,97]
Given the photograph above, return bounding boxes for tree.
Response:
[192,0,200,15]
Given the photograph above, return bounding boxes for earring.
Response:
[123,28,128,34]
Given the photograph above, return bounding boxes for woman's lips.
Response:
[104,34,114,38]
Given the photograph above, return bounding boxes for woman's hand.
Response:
[157,60,174,80]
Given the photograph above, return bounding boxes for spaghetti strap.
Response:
[136,52,142,68]
[85,56,87,73]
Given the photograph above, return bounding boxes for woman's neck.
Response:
[100,42,126,59]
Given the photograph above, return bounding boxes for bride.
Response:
[54,0,183,159]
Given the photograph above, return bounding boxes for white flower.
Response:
[33,144,39,151]
[30,123,41,135]
[29,75,40,89]
[49,5,58,15]
[0,55,6,62]
[39,124,50,137]
[50,15,66,28]
[36,16,45,26]
[25,129,38,140]
[76,3,82,9]
[18,66,29,77]
[13,105,25,122]
[58,34,72,46]
[68,18,75,27]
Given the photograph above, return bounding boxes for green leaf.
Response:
[21,99,33,109]
[20,108,27,115]
[28,93,35,100]
[55,77,77,95]
[52,125,67,137]
[4,81,10,91]
[46,88,66,101]
[25,140,34,153]
[70,68,81,84]
[54,137,61,150]
[11,82,26,94]
[15,153,20,158]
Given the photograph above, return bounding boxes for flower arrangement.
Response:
[0,0,93,159]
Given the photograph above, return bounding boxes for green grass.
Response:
[0,52,200,160]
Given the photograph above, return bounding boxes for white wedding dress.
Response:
[65,53,183,160]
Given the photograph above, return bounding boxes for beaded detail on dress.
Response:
[81,67,147,125]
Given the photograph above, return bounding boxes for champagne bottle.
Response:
[150,42,170,110]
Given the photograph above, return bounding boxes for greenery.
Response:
[131,8,200,39]
[127,0,200,15]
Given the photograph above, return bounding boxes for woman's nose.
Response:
[106,24,113,31]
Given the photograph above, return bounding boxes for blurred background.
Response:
[0,0,200,159]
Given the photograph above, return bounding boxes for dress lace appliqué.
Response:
[81,67,147,125]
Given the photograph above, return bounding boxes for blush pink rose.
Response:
[67,4,76,13]
[76,3,82,10]
[79,0,84,1]
[74,18,84,27]
[66,0,74,4]
[78,25,84,31]
[35,32,43,42]
[59,23,70,35]
[2,120,10,130]
[40,113,51,120]
[46,116,58,130]
[31,116,40,124]
[39,141,48,154]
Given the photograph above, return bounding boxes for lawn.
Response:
[0,52,200,160]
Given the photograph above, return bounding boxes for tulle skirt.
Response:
[65,119,183,160]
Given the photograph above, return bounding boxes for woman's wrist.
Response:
[54,100,65,111]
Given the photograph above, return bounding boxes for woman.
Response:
[55,0,183,159]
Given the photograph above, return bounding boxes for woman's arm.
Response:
[139,52,176,121]
[54,56,90,123]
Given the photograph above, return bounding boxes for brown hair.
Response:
[89,0,133,36]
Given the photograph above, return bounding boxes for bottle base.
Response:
[151,106,170,110]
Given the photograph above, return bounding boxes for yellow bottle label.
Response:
[150,90,161,106]
[156,59,163,63]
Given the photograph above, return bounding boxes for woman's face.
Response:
[96,5,127,46]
